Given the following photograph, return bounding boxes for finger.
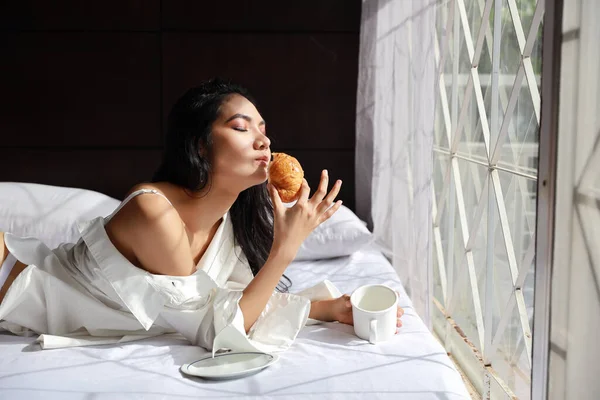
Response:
[343,294,351,309]
[309,169,329,205]
[296,178,310,205]
[267,183,283,210]
[396,318,402,328]
[317,199,343,225]
[317,179,342,214]
[397,307,404,317]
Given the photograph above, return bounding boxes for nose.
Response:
[255,132,271,150]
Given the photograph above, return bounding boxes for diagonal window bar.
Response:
[432,0,542,396]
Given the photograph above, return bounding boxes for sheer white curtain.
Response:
[356,0,437,324]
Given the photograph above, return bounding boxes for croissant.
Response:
[268,152,304,203]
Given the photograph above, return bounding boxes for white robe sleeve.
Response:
[199,244,315,355]
[207,279,343,355]
[157,278,312,355]
[209,288,311,356]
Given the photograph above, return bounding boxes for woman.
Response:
[0,78,403,353]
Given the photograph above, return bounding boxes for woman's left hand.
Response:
[325,294,404,328]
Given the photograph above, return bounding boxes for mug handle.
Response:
[369,319,378,344]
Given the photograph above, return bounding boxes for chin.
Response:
[254,174,269,186]
[241,171,268,190]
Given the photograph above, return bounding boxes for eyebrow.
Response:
[225,113,265,126]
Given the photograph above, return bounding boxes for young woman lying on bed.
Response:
[0,78,403,353]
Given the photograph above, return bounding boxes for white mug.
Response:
[350,284,398,344]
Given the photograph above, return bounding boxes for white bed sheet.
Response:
[0,244,469,399]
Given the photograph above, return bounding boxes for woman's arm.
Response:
[239,171,342,332]
[238,246,295,332]
[310,295,405,327]
[239,248,341,330]
[308,299,336,322]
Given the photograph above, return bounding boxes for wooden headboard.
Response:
[0,1,360,210]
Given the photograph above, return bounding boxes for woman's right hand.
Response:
[267,169,343,260]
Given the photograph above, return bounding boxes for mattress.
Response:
[0,244,470,399]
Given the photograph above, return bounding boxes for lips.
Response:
[256,156,270,162]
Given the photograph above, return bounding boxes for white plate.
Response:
[180,352,279,380]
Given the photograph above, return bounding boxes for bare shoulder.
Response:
[124,183,175,219]
[105,183,194,276]
[107,183,176,231]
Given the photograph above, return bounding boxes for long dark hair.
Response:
[152,78,290,292]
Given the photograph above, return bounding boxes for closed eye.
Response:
[233,127,248,132]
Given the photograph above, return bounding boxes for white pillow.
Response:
[294,205,373,261]
[0,182,120,249]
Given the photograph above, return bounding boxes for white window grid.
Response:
[432,0,544,398]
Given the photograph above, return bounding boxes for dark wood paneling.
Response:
[0,0,160,31]
[279,149,355,210]
[162,1,361,32]
[0,149,163,200]
[163,33,359,150]
[0,33,161,147]
[0,2,359,210]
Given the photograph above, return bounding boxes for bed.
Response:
[0,183,470,399]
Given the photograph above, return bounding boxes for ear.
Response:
[198,139,208,158]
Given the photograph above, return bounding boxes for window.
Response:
[432,0,543,397]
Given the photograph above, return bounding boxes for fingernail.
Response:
[337,179,342,185]
[324,169,328,176]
